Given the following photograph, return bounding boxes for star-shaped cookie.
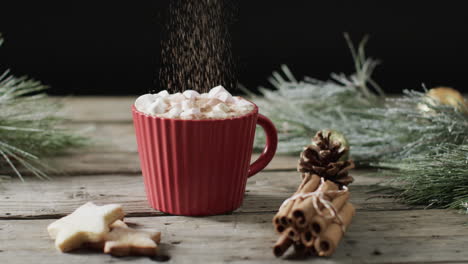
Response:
[47,202,125,252]
[86,220,128,250]
[103,225,161,256]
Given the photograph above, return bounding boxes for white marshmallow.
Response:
[183,90,200,99]
[208,85,229,98]
[169,92,186,103]
[232,103,253,110]
[156,90,170,97]
[204,98,223,107]
[147,97,169,115]
[207,110,228,119]
[214,91,234,103]
[135,86,254,119]
[170,102,182,111]
[162,107,183,119]
[135,94,156,112]
[180,108,201,119]
[213,103,230,113]
[181,99,196,111]
[235,98,254,107]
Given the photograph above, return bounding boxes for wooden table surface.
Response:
[1,97,468,264]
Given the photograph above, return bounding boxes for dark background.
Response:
[0,1,466,95]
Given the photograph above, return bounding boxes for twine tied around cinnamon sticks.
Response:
[272,174,355,258]
[280,177,348,233]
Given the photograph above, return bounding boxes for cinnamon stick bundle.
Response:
[272,177,354,258]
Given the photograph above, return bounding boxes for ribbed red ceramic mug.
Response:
[132,103,277,216]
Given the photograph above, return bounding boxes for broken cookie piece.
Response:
[86,220,128,250]
[103,225,161,257]
[47,202,124,252]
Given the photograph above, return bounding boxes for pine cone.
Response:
[298,130,354,186]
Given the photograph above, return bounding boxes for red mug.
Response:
[132,103,277,216]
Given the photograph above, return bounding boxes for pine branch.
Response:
[369,92,468,209]
[0,34,87,180]
[247,35,468,161]
[245,34,468,209]
[363,90,468,160]
[245,35,385,161]
[381,144,468,209]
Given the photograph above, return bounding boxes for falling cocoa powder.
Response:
[159,0,237,93]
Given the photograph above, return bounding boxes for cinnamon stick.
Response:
[291,180,339,229]
[273,229,293,257]
[273,173,320,232]
[314,202,355,257]
[275,223,286,233]
[281,200,297,226]
[293,241,315,257]
[300,230,315,248]
[293,241,307,257]
[286,227,301,242]
[305,244,317,256]
[310,191,350,236]
[273,174,311,229]
[286,174,321,225]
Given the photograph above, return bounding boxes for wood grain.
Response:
[57,96,134,123]
[0,152,299,176]
[0,170,399,219]
[2,210,468,264]
[0,120,299,176]
[0,97,464,264]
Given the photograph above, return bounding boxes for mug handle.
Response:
[248,114,278,178]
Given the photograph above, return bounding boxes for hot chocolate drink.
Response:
[135,85,254,120]
[132,84,278,215]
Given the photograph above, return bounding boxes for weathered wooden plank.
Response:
[1,209,468,264]
[2,96,465,264]
[58,96,134,123]
[63,121,299,169]
[1,152,298,177]
[0,171,400,219]
[57,101,301,172]
[0,120,299,176]
[71,122,139,153]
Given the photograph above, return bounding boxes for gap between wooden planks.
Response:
[0,170,398,219]
[1,97,468,263]
[43,96,311,175]
[0,122,299,176]
[2,211,468,264]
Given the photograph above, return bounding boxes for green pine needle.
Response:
[0,34,87,181]
[364,90,468,160]
[246,34,468,209]
[370,92,468,209]
[245,34,385,162]
[381,145,468,209]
